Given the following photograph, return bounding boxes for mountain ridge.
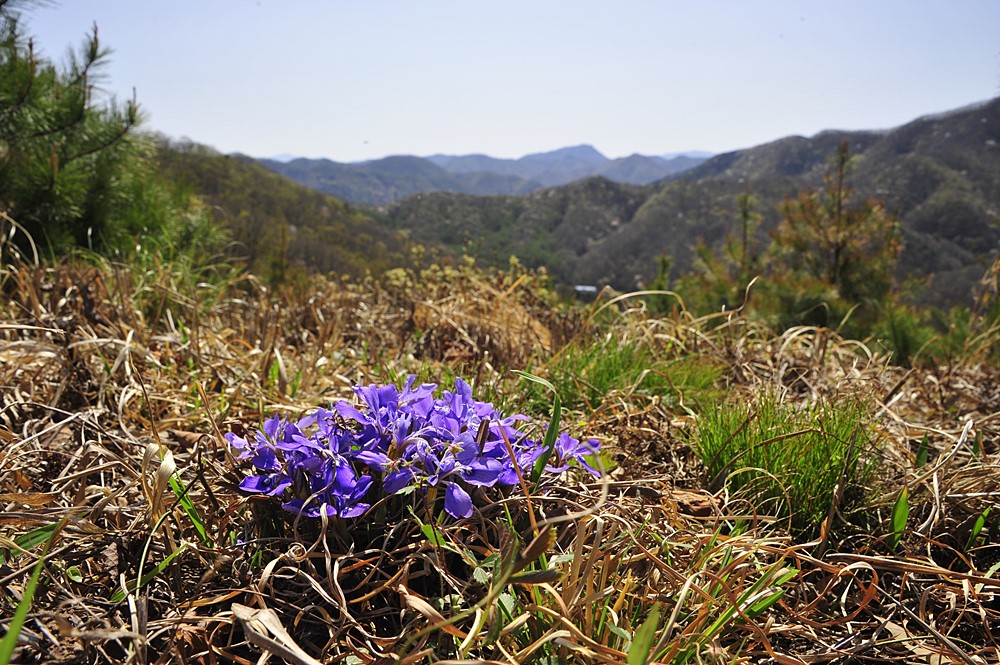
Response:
[260,145,709,205]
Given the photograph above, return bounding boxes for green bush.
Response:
[874,291,1000,367]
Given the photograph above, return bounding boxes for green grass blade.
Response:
[168,474,211,546]
[627,605,660,665]
[0,549,46,664]
[0,523,60,566]
[701,564,797,641]
[607,623,633,651]
[890,486,909,550]
[746,589,786,618]
[966,506,991,550]
[915,434,930,467]
[513,371,562,484]
[0,516,70,664]
[111,544,187,603]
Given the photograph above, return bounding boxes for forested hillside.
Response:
[379,177,652,281]
[157,139,413,281]
[382,98,1000,309]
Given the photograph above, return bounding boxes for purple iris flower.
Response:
[281,453,373,518]
[545,432,602,477]
[386,431,506,518]
[230,375,601,521]
[398,375,437,416]
[239,470,292,496]
[226,413,284,459]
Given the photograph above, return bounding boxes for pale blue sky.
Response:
[21,1,1000,162]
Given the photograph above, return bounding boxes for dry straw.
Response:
[1,254,997,663]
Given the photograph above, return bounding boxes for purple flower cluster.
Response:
[227,377,600,519]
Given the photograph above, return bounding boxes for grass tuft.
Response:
[691,391,880,537]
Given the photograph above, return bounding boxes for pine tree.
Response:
[0,1,152,257]
[769,140,902,329]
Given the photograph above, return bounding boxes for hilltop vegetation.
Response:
[0,5,411,285]
[381,176,651,280]
[0,10,191,261]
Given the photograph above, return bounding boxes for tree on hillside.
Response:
[769,140,902,328]
[0,1,159,256]
[655,187,762,315]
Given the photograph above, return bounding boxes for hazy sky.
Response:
[21,1,1000,162]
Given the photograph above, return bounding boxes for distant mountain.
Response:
[598,154,705,185]
[428,145,705,187]
[425,153,516,175]
[661,150,715,160]
[510,144,610,185]
[380,98,1000,308]
[260,155,540,206]
[259,145,708,205]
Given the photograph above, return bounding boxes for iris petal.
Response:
[444,482,473,519]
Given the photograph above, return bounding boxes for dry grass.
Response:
[1,254,998,664]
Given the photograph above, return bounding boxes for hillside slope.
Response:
[383,98,1000,306]
[684,97,1000,304]
[157,139,412,280]
[381,177,652,281]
